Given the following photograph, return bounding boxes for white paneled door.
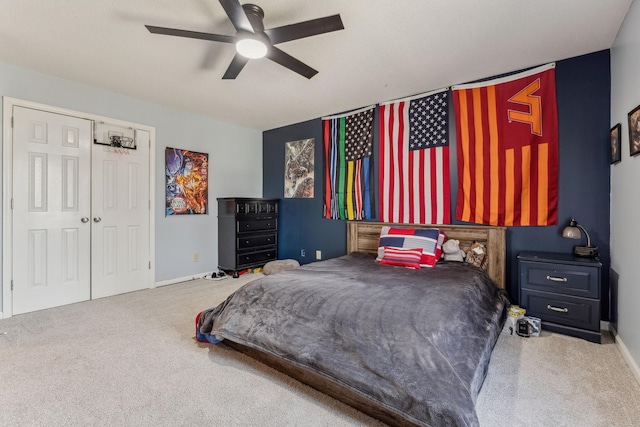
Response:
[11,107,151,314]
[12,107,92,314]
[91,125,150,298]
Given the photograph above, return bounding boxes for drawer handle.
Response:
[546,275,568,283]
[547,304,569,313]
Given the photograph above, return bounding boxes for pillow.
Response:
[379,247,423,269]
[377,226,443,268]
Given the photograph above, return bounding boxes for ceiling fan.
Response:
[145,0,344,79]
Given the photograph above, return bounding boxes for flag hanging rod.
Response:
[322,105,375,121]
[452,63,555,91]
[379,87,449,107]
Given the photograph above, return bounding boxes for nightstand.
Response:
[518,251,601,343]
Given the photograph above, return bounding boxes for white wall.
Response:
[610,0,640,375]
[0,60,263,309]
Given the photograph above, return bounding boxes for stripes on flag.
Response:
[379,88,451,224]
[322,106,375,221]
[452,63,558,226]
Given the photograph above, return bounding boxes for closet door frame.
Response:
[1,97,156,318]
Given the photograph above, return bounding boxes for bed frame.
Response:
[225,222,507,426]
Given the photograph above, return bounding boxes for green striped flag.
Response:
[322,106,375,220]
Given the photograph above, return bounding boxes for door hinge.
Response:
[149,261,151,270]
[11,198,14,210]
[11,280,14,291]
[11,116,14,128]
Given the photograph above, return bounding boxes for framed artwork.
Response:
[628,105,640,157]
[610,123,621,164]
[165,147,209,215]
[284,138,315,198]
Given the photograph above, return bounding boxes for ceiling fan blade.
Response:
[267,46,318,79]
[264,15,344,45]
[145,25,235,43]
[222,54,250,79]
[219,0,254,33]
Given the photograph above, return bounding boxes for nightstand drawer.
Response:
[520,289,600,332]
[520,262,599,298]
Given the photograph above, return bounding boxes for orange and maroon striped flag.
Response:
[452,63,558,226]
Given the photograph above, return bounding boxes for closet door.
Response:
[12,107,92,314]
[91,125,151,299]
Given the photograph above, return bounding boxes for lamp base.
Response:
[574,245,599,258]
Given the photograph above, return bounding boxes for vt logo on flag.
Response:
[452,63,559,226]
[378,89,451,225]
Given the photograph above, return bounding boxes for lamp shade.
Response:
[562,220,582,239]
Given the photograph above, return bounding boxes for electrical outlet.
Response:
[193,252,199,262]
[301,249,306,257]
[316,250,322,260]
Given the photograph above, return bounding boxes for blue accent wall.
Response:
[263,50,611,319]
[263,120,347,262]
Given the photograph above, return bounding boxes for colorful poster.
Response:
[284,138,315,198]
[165,147,208,215]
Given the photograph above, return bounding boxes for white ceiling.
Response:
[0,0,632,131]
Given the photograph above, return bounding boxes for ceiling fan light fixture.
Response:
[236,37,267,59]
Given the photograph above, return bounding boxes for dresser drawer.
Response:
[237,249,277,267]
[237,219,277,232]
[237,233,277,250]
[520,289,600,332]
[519,261,599,298]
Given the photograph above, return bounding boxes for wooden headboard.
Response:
[347,221,507,289]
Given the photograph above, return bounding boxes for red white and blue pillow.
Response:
[379,247,423,269]
[377,226,445,268]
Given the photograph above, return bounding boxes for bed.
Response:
[197,222,509,427]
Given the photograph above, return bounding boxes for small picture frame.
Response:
[610,123,621,164]
[628,104,640,157]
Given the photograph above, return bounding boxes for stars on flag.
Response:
[344,108,374,161]
[409,92,449,150]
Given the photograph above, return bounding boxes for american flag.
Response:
[323,106,375,220]
[379,89,451,224]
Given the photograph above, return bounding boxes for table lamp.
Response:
[562,218,598,257]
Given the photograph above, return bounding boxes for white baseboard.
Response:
[610,325,640,387]
[155,272,212,287]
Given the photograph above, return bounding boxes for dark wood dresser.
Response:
[518,251,602,343]
[217,197,278,277]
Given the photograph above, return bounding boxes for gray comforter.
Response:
[198,252,508,427]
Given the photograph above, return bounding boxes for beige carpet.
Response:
[1,275,639,426]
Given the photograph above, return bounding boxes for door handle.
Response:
[93,217,102,223]
[81,217,90,223]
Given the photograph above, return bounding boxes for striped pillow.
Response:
[379,247,423,269]
[377,226,444,268]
